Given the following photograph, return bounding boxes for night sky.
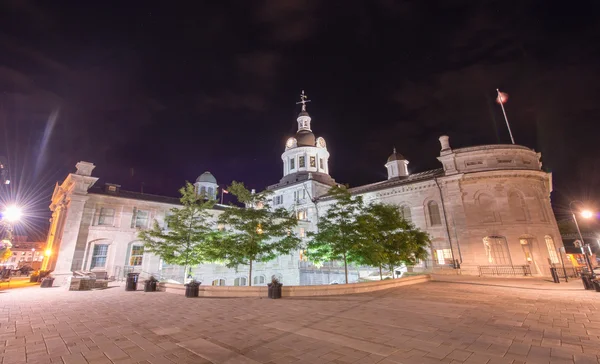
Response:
[1,1,600,238]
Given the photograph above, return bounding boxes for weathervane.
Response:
[296,90,311,111]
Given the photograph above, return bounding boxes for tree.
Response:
[358,203,430,279]
[210,181,302,286]
[306,185,364,284]
[138,182,217,282]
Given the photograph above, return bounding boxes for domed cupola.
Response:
[385,147,409,179]
[278,90,334,185]
[194,171,218,200]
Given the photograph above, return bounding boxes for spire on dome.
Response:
[296,90,311,112]
[295,90,312,131]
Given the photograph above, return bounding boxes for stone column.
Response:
[52,194,90,285]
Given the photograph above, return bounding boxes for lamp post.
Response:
[569,201,595,277]
[1,205,22,241]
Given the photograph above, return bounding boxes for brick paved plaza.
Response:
[0,276,599,364]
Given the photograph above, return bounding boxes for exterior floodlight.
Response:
[3,205,22,223]
[581,210,594,219]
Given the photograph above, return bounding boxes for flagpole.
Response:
[496,88,515,144]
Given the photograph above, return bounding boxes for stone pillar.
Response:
[52,194,90,285]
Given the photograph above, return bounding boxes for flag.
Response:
[222,188,229,194]
[496,90,509,104]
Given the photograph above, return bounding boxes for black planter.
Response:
[144,280,158,292]
[125,273,140,291]
[40,277,55,288]
[185,281,200,298]
[581,273,594,290]
[267,283,282,299]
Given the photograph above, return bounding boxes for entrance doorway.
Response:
[520,239,538,274]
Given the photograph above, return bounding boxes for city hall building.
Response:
[44,100,565,286]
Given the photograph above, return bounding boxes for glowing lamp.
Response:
[581,210,594,219]
[3,205,22,223]
[45,249,52,256]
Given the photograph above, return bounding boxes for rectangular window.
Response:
[319,158,324,170]
[299,156,305,168]
[132,208,149,228]
[91,244,108,269]
[129,245,144,266]
[310,156,316,167]
[297,209,307,220]
[299,227,305,238]
[98,208,115,226]
[289,158,295,170]
[274,195,283,205]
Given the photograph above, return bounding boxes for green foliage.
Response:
[138,182,217,278]
[306,185,364,283]
[307,185,431,283]
[210,181,302,286]
[358,203,430,275]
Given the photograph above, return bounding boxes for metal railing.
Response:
[478,265,532,277]
[554,266,582,279]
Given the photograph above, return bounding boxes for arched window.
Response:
[211,279,225,286]
[253,275,266,285]
[483,236,512,265]
[207,187,214,198]
[427,201,442,226]
[400,205,412,222]
[545,236,559,264]
[508,191,528,221]
[200,186,207,196]
[234,277,247,286]
[477,193,496,223]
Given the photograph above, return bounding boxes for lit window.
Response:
[483,236,511,265]
[253,275,266,285]
[217,223,225,231]
[290,158,295,170]
[211,279,225,286]
[91,244,108,269]
[545,236,559,264]
[427,201,442,226]
[299,156,305,168]
[132,208,149,228]
[310,156,316,167]
[129,245,144,266]
[108,185,117,192]
[234,277,247,286]
[299,227,305,238]
[297,209,307,220]
[98,208,115,226]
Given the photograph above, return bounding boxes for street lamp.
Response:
[569,201,595,277]
[3,205,22,223]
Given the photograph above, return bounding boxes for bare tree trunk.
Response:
[343,253,348,284]
[379,265,383,280]
[248,259,253,286]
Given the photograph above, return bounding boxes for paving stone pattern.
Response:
[0,276,599,364]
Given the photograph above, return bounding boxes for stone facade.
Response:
[45,103,565,285]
